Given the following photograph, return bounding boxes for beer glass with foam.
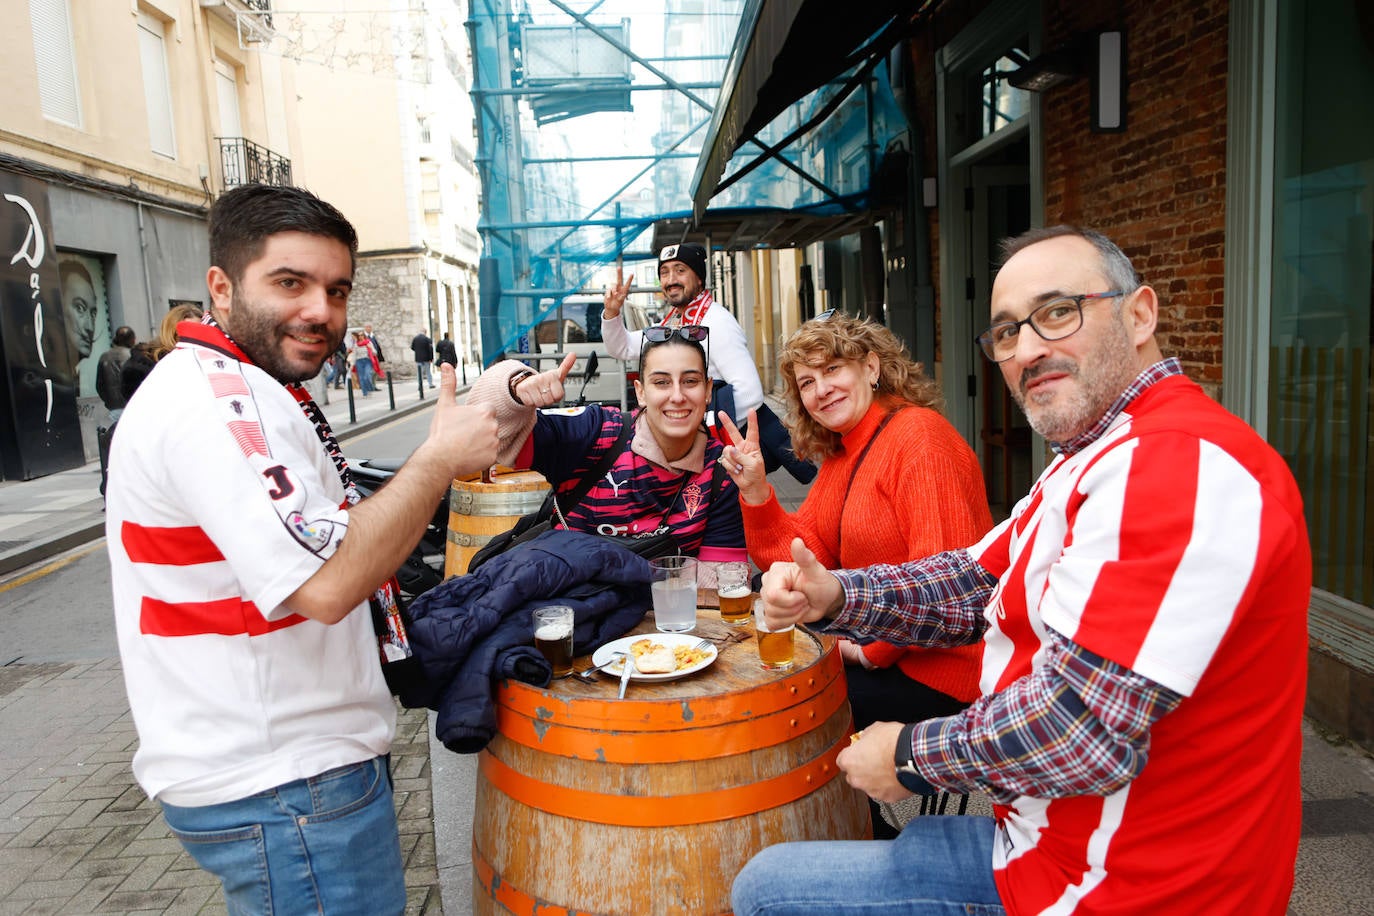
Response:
[532,605,575,677]
[716,561,752,626]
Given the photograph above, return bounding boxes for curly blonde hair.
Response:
[779,313,943,461]
[149,304,204,360]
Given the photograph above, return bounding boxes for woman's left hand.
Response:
[719,410,770,505]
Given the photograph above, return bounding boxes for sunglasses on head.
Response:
[642,325,710,344]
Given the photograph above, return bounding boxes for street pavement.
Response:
[2,388,1373,914]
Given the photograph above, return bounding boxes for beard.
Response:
[223,289,342,384]
[1011,318,1139,443]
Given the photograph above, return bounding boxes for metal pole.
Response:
[386,370,396,410]
[347,372,357,425]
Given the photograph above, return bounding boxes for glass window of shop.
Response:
[1267,0,1374,605]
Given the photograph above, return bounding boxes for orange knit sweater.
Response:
[741,398,993,702]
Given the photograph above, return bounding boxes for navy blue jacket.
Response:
[407,529,651,753]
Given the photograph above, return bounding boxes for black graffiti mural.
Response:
[0,171,84,480]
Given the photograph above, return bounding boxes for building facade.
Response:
[281,0,483,380]
[0,0,299,475]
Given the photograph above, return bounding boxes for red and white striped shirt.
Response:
[105,335,393,806]
[967,373,1310,914]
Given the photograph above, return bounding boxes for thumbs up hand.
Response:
[758,537,845,628]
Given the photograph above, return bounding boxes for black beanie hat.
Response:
[658,243,708,286]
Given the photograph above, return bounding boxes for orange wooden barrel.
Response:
[471,611,869,916]
[445,469,550,577]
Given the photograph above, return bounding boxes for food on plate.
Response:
[622,637,712,673]
[636,645,676,674]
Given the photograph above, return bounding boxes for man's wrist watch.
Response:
[893,722,934,794]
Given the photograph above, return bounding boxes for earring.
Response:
[871,379,880,390]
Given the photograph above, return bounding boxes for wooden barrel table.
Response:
[472,604,870,915]
[445,469,550,577]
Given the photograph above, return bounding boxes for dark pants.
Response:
[845,664,970,838]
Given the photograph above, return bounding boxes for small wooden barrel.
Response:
[472,615,869,915]
[445,469,550,577]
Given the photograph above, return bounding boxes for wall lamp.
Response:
[1008,30,1128,133]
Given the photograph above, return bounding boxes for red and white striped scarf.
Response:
[660,288,714,328]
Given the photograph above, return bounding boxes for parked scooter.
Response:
[348,352,603,599]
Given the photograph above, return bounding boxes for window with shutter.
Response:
[137,12,176,158]
[29,0,82,127]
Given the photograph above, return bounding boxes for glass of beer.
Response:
[532,605,575,677]
[716,562,752,626]
[753,599,794,671]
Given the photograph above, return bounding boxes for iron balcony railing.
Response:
[217,137,292,189]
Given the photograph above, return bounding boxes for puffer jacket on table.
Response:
[407,529,651,753]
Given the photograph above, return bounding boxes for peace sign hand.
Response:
[719,410,770,505]
[603,267,631,319]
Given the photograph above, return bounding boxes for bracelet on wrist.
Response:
[508,369,535,405]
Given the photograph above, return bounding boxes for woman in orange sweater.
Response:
[721,313,992,837]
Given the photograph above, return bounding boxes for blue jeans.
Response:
[416,360,433,384]
[160,756,405,916]
[355,359,376,395]
[732,815,1005,915]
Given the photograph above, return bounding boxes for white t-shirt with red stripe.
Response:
[106,343,394,806]
[969,375,1309,915]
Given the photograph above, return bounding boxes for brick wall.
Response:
[1040,0,1231,394]
[905,0,1231,396]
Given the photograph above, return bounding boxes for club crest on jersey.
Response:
[682,481,704,518]
[287,511,335,552]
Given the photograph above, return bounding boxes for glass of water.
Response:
[649,556,698,633]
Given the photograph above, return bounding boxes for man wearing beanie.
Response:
[602,243,816,483]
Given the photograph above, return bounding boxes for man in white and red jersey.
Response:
[733,226,1310,916]
[601,242,816,483]
[105,184,497,915]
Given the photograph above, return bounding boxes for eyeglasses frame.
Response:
[977,290,1125,363]
[638,324,711,378]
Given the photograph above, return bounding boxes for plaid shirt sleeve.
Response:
[818,548,997,648]
[908,629,1184,804]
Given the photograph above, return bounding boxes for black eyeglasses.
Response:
[977,291,1124,362]
[642,325,709,344]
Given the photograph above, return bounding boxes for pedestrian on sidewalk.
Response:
[350,329,378,395]
[734,226,1311,916]
[365,323,386,377]
[95,326,135,420]
[436,331,458,368]
[411,328,435,384]
[104,184,499,916]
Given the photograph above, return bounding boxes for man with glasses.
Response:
[601,243,817,483]
[733,226,1310,915]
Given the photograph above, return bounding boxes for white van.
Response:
[531,295,627,407]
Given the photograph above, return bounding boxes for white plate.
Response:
[590,633,718,682]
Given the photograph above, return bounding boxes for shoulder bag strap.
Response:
[836,407,907,556]
[551,412,636,527]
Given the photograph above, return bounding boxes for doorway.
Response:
[935,0,1041,517]
[969,162,1032,513]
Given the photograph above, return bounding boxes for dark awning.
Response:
[688,0,918,227]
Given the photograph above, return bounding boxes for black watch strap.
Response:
[892,721,934,794]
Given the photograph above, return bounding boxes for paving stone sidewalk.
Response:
[0,661,442,915]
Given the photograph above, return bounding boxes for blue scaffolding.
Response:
[467,0,911,361]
